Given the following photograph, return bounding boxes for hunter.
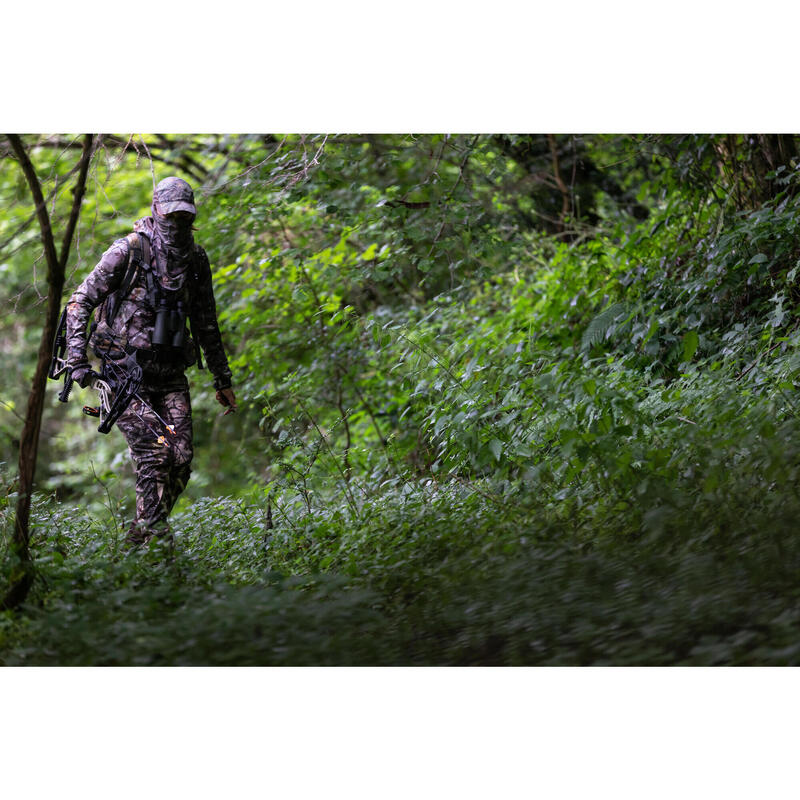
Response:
[66,176,236,547]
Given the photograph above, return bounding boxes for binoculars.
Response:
[153,299,186,349]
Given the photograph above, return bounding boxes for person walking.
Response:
[65,176,236,547]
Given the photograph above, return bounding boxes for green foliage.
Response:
[581,302,630,350]
[3,134,800,664]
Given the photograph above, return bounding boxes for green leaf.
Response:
[488,438,503,462]
[681,330,699,362]
[642,317,659,347]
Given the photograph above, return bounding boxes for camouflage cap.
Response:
[154,177,196,216]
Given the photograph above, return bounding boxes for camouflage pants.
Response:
[116,387,193,531]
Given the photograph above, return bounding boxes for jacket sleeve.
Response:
[65,238,129,368]
[191,246,233,390]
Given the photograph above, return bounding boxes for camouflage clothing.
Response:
[66,237,232,390]
[152,175,197,217]
[115,387,193,531]
[66,177,232,538]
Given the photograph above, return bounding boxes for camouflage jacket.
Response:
[66,224,232,391]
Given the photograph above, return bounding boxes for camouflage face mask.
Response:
[153,208,195,249]
[151,177,197,263]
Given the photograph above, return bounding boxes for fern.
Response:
[581,302,628,350]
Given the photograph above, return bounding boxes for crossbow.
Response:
[49,307,175,442]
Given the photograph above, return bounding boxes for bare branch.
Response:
[59,134,95,270]
[6,135,61,281]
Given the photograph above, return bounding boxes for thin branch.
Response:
[7,136,61,279]
[59,134,95,270]
[204,136,287,195]
[445,134,480,202]
[138,135,157,192]
[154,134,210,182]
[2,133,94,611]
[426,135,481,258]
[0,399,25,423]
[547,133,571,227]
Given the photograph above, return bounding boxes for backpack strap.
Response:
[105,232,149,327]
[132,231,151,273]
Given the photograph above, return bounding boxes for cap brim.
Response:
[159,200,197,215]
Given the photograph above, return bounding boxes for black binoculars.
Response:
[153,299,186,349]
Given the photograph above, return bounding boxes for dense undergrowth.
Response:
[3,410,800,665]
[4,134,800,664]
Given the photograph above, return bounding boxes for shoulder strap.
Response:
[136,231,151,268]
[105,232,148,328]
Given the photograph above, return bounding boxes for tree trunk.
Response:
[713,134,798,208]
[2,133,94,611]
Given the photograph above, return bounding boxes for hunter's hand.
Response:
[71,365,99,388]
[216,387,237,415]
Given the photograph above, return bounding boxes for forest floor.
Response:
[3,459,800,665]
